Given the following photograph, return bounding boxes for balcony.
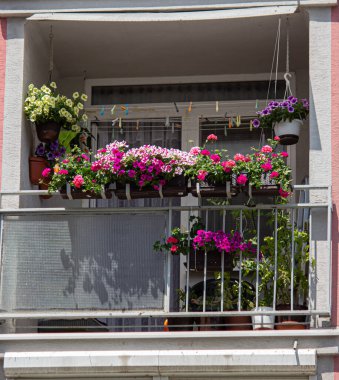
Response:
[0,184,331,333]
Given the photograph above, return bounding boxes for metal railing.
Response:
[0,185,332,332]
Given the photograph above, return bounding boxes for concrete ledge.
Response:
[4,349,316,378]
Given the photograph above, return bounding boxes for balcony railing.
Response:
[0,185,331,332]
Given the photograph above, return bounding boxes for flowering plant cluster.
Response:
[24,82,88,132]
[252,96,309,130]
[45,146,109,194]
[193,230,255,254]
[92,142,196,190]
[35,140,66,164]
[231,138,292,198]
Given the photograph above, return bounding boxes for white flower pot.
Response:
[252,307,275,330]
[274,119,303,145]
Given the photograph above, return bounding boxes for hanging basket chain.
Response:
[284,18,293,99]
[48,25,54,83]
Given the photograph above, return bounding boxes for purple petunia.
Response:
[288,106,295,113]
[252,119,260,128]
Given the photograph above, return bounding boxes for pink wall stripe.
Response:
[0,18,6,189]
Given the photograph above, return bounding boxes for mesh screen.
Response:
[0,214,166,311]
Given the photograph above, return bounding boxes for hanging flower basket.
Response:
[186,248,233,272]
[35,121,61,143]
[274,119,303,145]
[29,156,50,185]
[60,183,112,200]
[190,178,238,198]
[114,175,188,200]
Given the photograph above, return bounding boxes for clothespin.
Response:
[236,115,241,127]
[228,117,232,128]
[165,116,170,128]
[120,105,126,112]
[100,107,105,117]
[174,102,179,113]
[188,101,192,113]
[136,120,140,130]
[216,101,219,112]
[224,123,228,136]
[125,104,129,116]
[172,123,174,134]
[250,119,253,132]
[111,105,116,115]
[119,117,122,128]
[255,99,259,109]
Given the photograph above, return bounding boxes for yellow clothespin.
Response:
[216,101,219,112]
[250,119,253,132]
[188,101,192,113]
[111,105,116,115]
[119,117,122,128]
[236,115,241,127]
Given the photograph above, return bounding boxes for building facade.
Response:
[0,0,338,379]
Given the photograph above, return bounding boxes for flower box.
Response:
[114,175,188,200]
[189,179,238,198]
[185,248,233,272]
[60,183,112,200]
[245,173,280,197]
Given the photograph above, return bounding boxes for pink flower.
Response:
[201,149,210,156]
[274,136,281,141]
[81,154,90,161]
[91,162,101,172]
[197,170,208,181]
[170,245,178,253]
[189,146,201,156]
[279,188,290,198]
[221,160,235,173]
[73,174,84,189]
[167,236,179,244]
[236,174,248,185]
[272,153,278,158]
[128,170,136,178]
[280,151,289,157]
[62,159,69,164]
[159,179,166,186]
[261,145,273,153]
[234,153,245,162]
[210,154,221,163]
[58,169,68,175]
[244,156,251,162]
[41,168,51,178]
[270,171,279,178]
[261,162,273,172]
[92,179,97,183]
[207,134,218,142]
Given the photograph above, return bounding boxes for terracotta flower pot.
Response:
[29,156,49,185]
[167,317,195,331]
[39,182,52,200]
[224,315,252,331]
[275,304,308,330]
[35,121,61,143]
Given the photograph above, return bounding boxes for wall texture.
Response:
[0,19,6,190]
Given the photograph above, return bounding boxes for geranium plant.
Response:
[185,134,234,185]
[46,146,109,194]
[252,96,309,130]
[24,82,88,132]
[232,138,292,198]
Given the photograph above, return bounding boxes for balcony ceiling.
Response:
[27,11,308,79]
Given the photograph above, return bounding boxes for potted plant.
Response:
[231,138,292,200]
[185,134,238,198]
[47,146,112,199]
[24,82,88,143]
[242,210,312,330]
[253,97,309,145]
[93,141,196,199]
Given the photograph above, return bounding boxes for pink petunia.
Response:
[236,174,248,185]
[41,168,51,178]
[270,171,279,178]
[189,146,201,156]
[128,170,136,178]
[261,145,273,153]
[58,169,68,175]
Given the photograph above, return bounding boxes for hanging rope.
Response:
[48,25,54,83]
[266,18,281,104]
[284,18,293,99]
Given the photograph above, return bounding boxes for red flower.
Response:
[170,245,178,253]
[280,151,289,158]
[210,154,221,163]
[279,188,289,198]
[167,236,179,244]
[274,136,281,141]
[201,149,210,156]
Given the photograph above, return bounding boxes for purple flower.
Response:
[262,109,270,116]
[288,106,295,113]
[50,140,59,151]
[46,152,55,161]
[287,95,294,101]
[252,119,260,128]
[282,101,289,107]
[290,97,298,104]
[35,143,45,156]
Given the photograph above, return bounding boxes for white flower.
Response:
[28,84,34,91]
[66,99,73,107]
[73,92,79,99]
[72,125,81,133]
[82,114,88,122]
[81,94,88,102]
[77,103,84,110]
[50,82,57,89]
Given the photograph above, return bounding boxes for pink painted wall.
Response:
[0,19,6,189]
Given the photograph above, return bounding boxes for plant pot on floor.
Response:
[274,119,303,145]
[252,307,275,330]
[224,315,252,331]
[35,121,61,143]
[275,304,308,330]
[114,175,188,200]
[166,317,195,331]
[29,156,49,185]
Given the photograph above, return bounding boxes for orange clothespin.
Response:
[228,117,232,128]
[164,319,169,332]
[188,101,192,113]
